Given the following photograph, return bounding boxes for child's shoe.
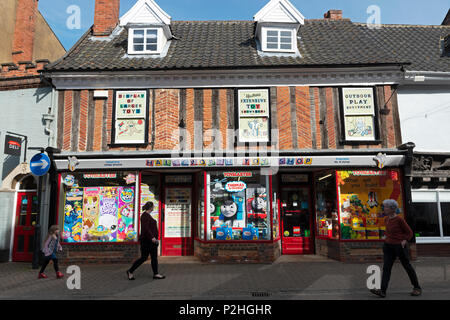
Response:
[38,273,48,279]
[56,271,64,279]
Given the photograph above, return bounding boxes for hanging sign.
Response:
[4,135,22,157]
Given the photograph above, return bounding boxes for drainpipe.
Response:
[398,142,416,246]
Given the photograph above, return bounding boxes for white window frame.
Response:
[262,27,296,53]
[413,190,450,243]
[128,27,161,55]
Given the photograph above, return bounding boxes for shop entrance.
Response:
[280,185,314,255]
[161,186,194,256]
[12,192,38,262]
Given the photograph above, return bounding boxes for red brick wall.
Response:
[58,86,400,153]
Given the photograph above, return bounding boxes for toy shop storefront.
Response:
[53,153,409,264]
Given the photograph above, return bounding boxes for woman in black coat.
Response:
[126,202,165,280]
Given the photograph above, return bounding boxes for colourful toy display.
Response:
[63,177,137,243]
[337,170,404,241]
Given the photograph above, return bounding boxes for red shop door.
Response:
[161,187,194,256]
[13,192,38,262]
[280,187,314,254]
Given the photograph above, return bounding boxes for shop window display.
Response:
[337,169,404,240]
[315,171,339,239]
[60,172,139,243]
[206,171,271,241]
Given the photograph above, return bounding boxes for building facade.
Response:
[43,0,448,264]
[0,0,66,262]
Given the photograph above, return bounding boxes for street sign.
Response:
[30,153,51,176]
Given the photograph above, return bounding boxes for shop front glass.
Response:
[337,169,404,240]
[315,171,339,239]
[59,172,139,243]
[206,170,271,241]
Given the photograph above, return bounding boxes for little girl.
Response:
[38,225,64,279]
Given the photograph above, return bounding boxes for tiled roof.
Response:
[45,19,450,72]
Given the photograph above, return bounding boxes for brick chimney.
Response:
[324,10,343,20]
[12,0,39,64]
[93,0,121,36]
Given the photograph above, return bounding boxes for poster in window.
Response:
[115,119,146,144]
[164,188,191,238]
[239,117,269,143]
[238,89,270,118]
[63,188,84,243]
[82,187,100,242]
[344,116,375,141]
[98,187,119,242]
[117,187,136,242]
[116,91,147,119]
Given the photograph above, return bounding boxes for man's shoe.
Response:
[38,273,48,279]
[370,289,386,298]
[56,271,64,279]
[153,274,165,280]
[411,288,422,296]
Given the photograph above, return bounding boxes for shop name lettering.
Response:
[145,158,313,167]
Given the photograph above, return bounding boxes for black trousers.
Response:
[39,256,59,273]
[381,243,421,293]
[129,239,159,275]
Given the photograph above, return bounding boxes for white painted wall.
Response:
[397,86,450,152]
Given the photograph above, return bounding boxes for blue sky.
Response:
[39,0,450,50]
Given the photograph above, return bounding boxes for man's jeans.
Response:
[381,243,421,293]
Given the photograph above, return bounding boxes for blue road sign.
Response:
[30,153,51,176]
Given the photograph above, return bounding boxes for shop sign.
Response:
[223,172,253,178]
[238,89,270,118]
[342,88,375,116]
[225,181,247,193]
[342,87,376,141]
[238,89,270,143]
[55,155,405,170]
[4,135,22,157]
[116,91,147,119]
[83,173,117,179]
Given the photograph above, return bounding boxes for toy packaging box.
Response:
[216,227,233,240]
[242,227,259,240]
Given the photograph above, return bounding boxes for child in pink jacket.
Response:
[38,225,64,279]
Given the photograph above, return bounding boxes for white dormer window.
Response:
[120,0,172,56]
[263,28,295,52]
[254,0,304,55]
[129,28,160,54]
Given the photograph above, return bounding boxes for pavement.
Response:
[1,255,450,300]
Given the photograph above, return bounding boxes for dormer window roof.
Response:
[120,0,172,55]
[254,0,304,55]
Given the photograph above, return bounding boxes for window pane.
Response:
[267,30,278,37]
[146,44,157,51]
[441,203,450,237]
[280,37,292,43]
[17,236,25,252]
[28,236,34,253]
[267,37,278,43]
[208,171,270,241]
[266,43,278,49]
[134,45,144,52]
[146,29,157,36]
[280,44,292,50]
[134,30,145,36]
[412,191,437,202]
[411,202,440,237]
[134,37,144,44]
[280,31,291,37]
[316,171,339,239]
